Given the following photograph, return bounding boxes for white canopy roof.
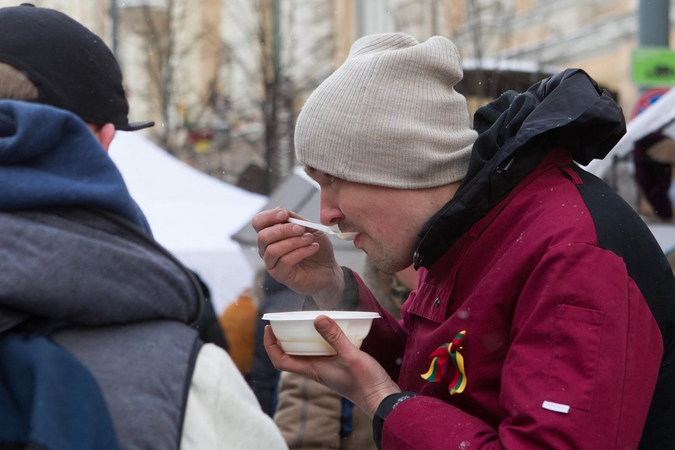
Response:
[109,131,268,313]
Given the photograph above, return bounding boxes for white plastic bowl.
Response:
[262,310,380,356]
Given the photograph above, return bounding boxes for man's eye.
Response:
[327,174,336,184]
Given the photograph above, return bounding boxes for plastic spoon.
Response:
[288,217,358,241]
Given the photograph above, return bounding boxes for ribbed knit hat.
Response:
[295,33,477,189]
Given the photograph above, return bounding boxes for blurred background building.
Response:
[4,0,672,196]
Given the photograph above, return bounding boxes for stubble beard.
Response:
[363,240,414,275]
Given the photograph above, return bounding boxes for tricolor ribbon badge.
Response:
[421,330,467,395]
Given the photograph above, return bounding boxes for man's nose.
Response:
[319,189,343,227]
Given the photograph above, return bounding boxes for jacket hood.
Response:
[0,101,200,327]
[414,69,626,269]
[0,100,151,233]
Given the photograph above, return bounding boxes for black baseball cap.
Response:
[0,3,154,131]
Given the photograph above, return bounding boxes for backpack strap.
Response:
[0,319,120,450]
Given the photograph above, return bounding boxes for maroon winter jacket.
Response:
[357,148,664,449]
[347,70,675,449]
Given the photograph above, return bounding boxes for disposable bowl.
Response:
[262,310,380,356]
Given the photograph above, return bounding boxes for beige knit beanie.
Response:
[295,33,478,189]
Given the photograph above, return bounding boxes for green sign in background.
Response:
[633,47,675,86]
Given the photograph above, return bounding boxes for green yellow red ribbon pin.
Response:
[421,330,467,395]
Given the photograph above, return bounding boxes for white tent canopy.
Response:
[109,131,268,314]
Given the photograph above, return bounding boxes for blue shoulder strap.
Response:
[0,331,120,450]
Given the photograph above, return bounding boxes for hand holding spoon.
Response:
[288,217,358,241]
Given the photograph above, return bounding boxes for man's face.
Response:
[305,166,454,274]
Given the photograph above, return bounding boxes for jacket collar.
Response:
[414,69,626,269]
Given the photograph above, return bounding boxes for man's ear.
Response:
[94,123,116,153]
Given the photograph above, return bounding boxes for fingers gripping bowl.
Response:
[262,311,381,356]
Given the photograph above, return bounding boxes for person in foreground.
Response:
[0,4,286,449]
[253,33,675,449]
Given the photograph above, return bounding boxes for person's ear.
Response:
[95,123,116,153]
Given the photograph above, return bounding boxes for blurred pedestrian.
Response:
[249,271,305,416]
[219,275,264,380]
[254,32,675,449]
[633,130,675,221]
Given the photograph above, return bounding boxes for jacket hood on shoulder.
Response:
[0,101,202,327]
[414,69,626,269]
[0,100,151,234]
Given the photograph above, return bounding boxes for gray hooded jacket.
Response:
[1,207,203,448]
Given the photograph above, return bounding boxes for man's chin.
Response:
[366,253,410,275]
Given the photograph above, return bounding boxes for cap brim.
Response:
[123,121,155,131]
